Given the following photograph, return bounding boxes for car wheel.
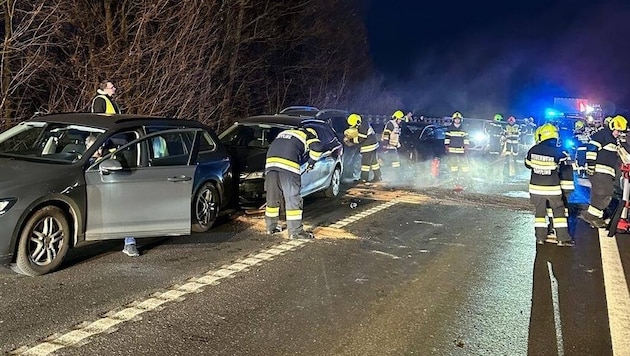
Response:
[16,206,70,276]
[192,182,219,233]
[325,166,342,198]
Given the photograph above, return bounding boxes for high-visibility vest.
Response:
[92,95,119,114]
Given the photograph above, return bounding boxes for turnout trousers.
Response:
[531,193,570,242]
[360,149,382,182]
[586,172,615,219]
[265,170,304,236]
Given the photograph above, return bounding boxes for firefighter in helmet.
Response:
[534,125,575,242]
[265,126,324,240]
[444,111,470,183]
[525,123,574,246]
[580,115,628,228]
[345,113,382,184]
[502,116,521,180]
[486,114,504,155]
[380,110,404,176]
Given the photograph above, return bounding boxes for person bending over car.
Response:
[264,127,323,240]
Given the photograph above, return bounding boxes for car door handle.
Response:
[167,176,192,182]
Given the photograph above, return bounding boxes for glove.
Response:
[586,165,595,176]
[306,163,315,172]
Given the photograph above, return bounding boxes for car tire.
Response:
[16,206,70,276]
[192,182,219,233]
[325,166,342,198]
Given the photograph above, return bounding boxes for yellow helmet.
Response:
[392,110,404,119]
[574,120,585,130]
[534,126,542,143]
[538,123,559,142]
[609,115,628,131]
[452,111,463,120]
[494,114,503,121]
[347,113,362,127]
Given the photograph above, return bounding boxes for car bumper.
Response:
[239,178,266,208]
[0,207,22,265]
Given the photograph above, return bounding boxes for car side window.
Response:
[198,131,217,152]
[97,131,140,169]
[147,131,195,166]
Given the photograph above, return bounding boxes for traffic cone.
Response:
[431,157,440,178]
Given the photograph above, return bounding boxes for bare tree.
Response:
[0,0,382,130]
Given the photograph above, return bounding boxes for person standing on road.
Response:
[91,80,121,114]
[346,113,382,184]
[380,110,404,177]
[579,115,628,228]
[444,111,470,185]
[264,127,324,240]
[90,79,139,257]
[502,116,521,181]
[525,123,574,246]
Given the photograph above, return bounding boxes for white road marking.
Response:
[547,261,565,356]
[12,199,403,355]
[598,229,630,354]
[328,200,398,229]
[10,240,310,356]
[371,250,401,259]
[413,220,443,227]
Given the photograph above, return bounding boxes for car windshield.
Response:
[220,123,291,148]
[0,121,105,162]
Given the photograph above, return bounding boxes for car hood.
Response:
[225,146,267,174]
[0,157,76,194]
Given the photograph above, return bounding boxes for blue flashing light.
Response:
[564,139,576,149]
[544,108,565,119]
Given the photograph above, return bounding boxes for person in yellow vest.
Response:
[91,80,121,114]
[91,80,138,256]
[380,110,404,175]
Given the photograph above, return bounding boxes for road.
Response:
[1,167,629,355]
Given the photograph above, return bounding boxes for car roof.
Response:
[316,109,349,119]
[279,106,320,114]
[25,113,207,131]
[238,114,328,127]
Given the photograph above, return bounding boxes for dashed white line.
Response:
[11,199,403,355]
[547,261,565,356]
[10,240,310,356]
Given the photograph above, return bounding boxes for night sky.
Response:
[364,0,630,118]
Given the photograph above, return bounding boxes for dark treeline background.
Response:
[0,0,402,131]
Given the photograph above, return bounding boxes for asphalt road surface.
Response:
[1,166,629,355]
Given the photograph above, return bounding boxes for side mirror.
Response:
[99,158,123,175]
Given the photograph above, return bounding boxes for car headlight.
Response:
[0,198,17,216]
[241,171,265,180]
[472,132,487,142]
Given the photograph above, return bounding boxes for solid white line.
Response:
[547,261,565,356]
[598,230,630,354]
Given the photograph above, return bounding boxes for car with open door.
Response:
[0,113,234,275]
[219,114,344,208]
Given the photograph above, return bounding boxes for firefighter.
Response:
[579,115,628,228]
[502,116,521,180]
[380,110,404,175]
[346,113,382,184]
[486,114,504,155]
[535,125,575,242]
[264,127,324,240]
[525,123,574,246]
[444,111,470,183]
